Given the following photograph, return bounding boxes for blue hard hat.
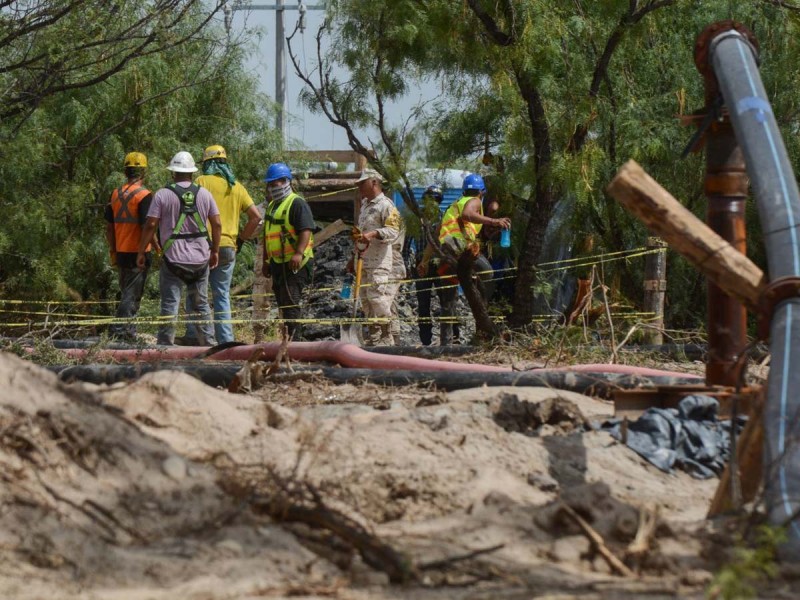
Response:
[264,162,292,183]
[462,173,485,192]
[424,185,443,200]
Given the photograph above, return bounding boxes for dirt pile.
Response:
[0,350,731,598]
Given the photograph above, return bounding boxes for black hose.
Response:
[50,362,700,399]
[52,362,240,388]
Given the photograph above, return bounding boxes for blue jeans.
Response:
[158,262,216,346]
[185,247,236,343]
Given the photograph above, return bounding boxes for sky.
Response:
[227,2,438,153]
[228,4,357,150]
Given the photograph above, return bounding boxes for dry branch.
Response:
[559,503,636,578]
[624,506,659,569]
[252,472,416,584]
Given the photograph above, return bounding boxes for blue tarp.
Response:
[604,395,747,480]
[392,188,460,213]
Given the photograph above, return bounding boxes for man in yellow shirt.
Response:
[188,144,261,343]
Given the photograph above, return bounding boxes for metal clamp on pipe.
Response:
[757,276,800,341]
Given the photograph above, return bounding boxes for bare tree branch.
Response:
[466,0,515,46]
[568,0,676,153]
[0,0,226,125]
[759,0,800,10]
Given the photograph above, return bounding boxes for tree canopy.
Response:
[0,1,279,304]
[293,0,800,331]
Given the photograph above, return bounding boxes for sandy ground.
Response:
[0,350,786,599]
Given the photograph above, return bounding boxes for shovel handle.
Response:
[353,255,364,301]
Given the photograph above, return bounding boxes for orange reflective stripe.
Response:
[263,192,314,265]
[438,196,481,243]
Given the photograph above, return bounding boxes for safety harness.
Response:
[160,183,210,254]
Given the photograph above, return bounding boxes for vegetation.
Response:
[291,0,800,334]
[708,525,785,600]
[2,1,800,339]
[0,1,281,333]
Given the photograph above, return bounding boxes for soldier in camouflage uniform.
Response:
[388,228,406,345]
[348,168,402,346]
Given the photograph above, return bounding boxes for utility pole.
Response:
[275,0,285,135]
[224,2,326,143]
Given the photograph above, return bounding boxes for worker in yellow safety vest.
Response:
[178,144,262,344]
[261,162,316,339]
[436,172,510,345]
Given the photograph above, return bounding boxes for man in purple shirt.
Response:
[137,151,222,346]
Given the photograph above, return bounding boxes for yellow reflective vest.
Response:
[264,192,314,267]
[438,195,482,243]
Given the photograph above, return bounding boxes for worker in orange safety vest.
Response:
[104,151,157,341]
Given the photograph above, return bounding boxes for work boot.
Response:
[172,335,192,346]
[377,324,393,346]
[366,324,382,346]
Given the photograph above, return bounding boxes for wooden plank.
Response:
[304,191,359,204]
[613,385,758,420]
[606,160,766,311]
[299,178,362,189]
[313,219,348,246]
[303,171,362,179]
[708,389,765,517]
[285,150,362,165]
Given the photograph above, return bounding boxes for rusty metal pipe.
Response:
[703,120,749,385]
[694,21,753,387]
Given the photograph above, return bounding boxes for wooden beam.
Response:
[298,178,362,190]
[285,150,362,165]
[302,171,362,179]
[606,160,766,311]
[313,219,348,246]
[708,389,765,517]
[304,192,358,204]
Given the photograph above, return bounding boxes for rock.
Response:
[527,471,559,492]
[548,535,589,564]
[535,482,639,544]
[265,402,296,429]
[491,393,588,435]
[161,455,187,481]
[215,539,243,557]
[681,569,713,586]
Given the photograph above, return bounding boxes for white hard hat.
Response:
[167,151,198,173]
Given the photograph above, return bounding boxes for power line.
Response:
[224,1,327,144]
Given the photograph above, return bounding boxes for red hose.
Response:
[57,341,701,379]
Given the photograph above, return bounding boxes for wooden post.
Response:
[708,390,765,517]
[252,236,272,343]
[642,237,667,345]
[606,161,766,311]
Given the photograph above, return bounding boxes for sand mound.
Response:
[0,351,727,598]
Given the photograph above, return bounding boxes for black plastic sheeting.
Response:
[605,395,746,479]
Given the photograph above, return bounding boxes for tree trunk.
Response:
[509,70,558,328]
[508,189,556,328]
